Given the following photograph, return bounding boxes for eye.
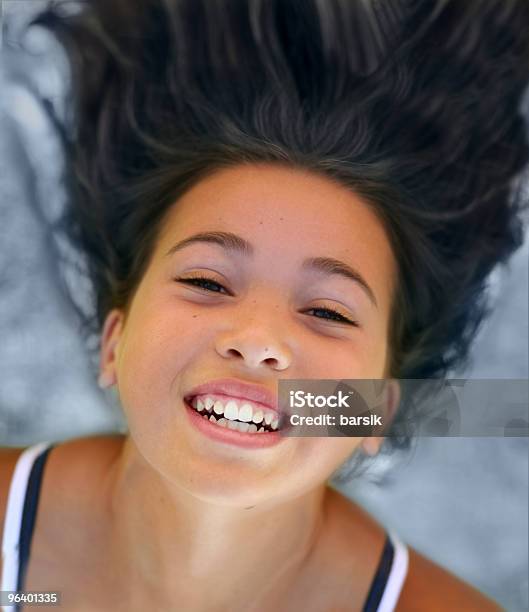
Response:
[175,275,230,295]
[305,307,359,327]
[175,279,358,325]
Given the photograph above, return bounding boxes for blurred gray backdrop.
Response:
[1,3,528,610]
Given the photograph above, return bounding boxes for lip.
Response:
[184,400,285,449]
[184,378,279,414]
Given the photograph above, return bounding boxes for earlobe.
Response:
[361,379,401,457]
[386,379,401,422]
[361,436,382,456]
[98,371,115,389]
[98,309,124,388]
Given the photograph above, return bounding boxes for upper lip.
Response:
[185,378,279,413]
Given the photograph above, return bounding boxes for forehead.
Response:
[156,163,397,310]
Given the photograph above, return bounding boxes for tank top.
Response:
[1,442,409,611]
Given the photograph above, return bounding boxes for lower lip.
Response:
[184,401,285,449]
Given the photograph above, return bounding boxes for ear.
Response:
[98,309,125,389]
[361,379,401,457]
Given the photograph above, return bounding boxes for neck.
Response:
[104,437,328,610]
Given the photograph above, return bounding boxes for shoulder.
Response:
[37,433,125,535]
[43,434,124,492]
[0,435,125,599]
[397,546,502,611]
[0,435,124,555]
[324,488,501,612]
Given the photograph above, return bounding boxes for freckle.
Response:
[279,217,284,221]
[264,347,269,352]
[259,220,263,225]
[192,315,198,318]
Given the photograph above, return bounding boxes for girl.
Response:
[1,1,528,610]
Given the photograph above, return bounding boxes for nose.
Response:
[215,327,292,371]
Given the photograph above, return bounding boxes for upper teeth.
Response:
[191,396,279,430]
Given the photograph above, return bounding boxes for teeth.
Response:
[203,414,270,434]
[238,404,253,422]
[223,400,239,421]
[252,409,263,424]
[192,395,279,432]
[205,397,215,411]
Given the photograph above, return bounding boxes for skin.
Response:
[99,163,400,609]
[0,164,501,611]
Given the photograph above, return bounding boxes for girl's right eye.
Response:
[175,276,230,294]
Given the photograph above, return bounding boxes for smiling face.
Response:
[100,164,399,506]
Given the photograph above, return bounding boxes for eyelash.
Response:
[176,276,359,327]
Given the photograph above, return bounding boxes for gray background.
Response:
[1,3,528,610]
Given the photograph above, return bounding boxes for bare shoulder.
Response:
[0,434,125,601]
[396,544,502,611]
[324,488,501,612]
[0,435,124,558]
[44,433,125,489]
[38,433,125,529]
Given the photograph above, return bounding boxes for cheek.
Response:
[302,339,388,379]
[285,438,362,490]
[116,309,210,409]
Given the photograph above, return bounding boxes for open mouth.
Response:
[186,395,280,434]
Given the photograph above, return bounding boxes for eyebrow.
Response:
[165,231,378,308]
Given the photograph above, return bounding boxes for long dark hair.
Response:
[31,0,529,448]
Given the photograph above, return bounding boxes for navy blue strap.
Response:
[16,445,55,598]
[362,534,395,612]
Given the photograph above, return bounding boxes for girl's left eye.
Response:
[175,276,230,294]
[305,307,359,327]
